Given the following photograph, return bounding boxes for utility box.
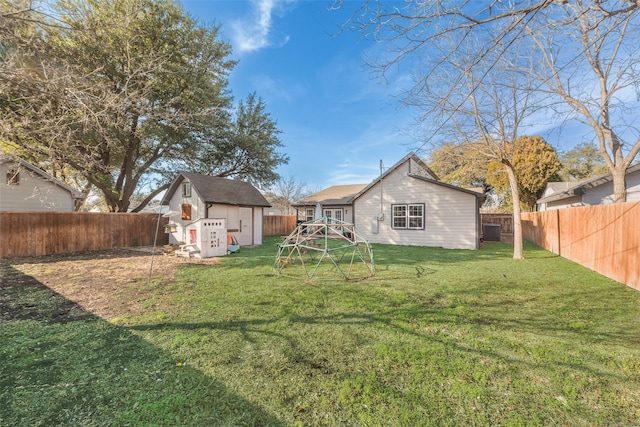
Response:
[201,219,227,258]
[482,223,501,242]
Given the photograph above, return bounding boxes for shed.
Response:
[161,172,270,257]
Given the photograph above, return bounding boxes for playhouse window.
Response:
[392,203,424,230]
[181,204,192,220]
[6,168,19,185]
[182,182,191,197]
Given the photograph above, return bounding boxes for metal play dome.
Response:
[275,217,375,280]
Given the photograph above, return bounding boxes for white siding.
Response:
[166,178,206,244]
[628,170,640,202]
[0,163,75,212]
[408,157,437,179]
[540,195,583,211]
[584,169,640,205]
[253,208,264,245]
[354,162,478,249]
[209,205,240,232]
[209,205,263,245]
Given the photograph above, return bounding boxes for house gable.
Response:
[0,155,82,212]
[353,166,480,249]
[350,152,438,203]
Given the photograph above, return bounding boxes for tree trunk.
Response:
[505,163,524,260]
[611,166,627,203]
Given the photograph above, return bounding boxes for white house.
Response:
[161,172,270,257]
[294,153,484,250]
[0,155,83,212]
[537,163,640,211]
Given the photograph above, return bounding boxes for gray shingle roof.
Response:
[537,163,640,204]
[161,172,270,207]
[293,184,368,206]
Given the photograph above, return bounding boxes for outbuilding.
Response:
[161,172,270,257]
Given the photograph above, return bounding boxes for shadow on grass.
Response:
[125,296,636,383]
[0,263,284,426]
[232,238,554,272]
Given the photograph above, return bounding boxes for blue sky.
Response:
[179,1,635,191]
[181,0,418,190]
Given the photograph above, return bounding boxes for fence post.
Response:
[556,209,561,257]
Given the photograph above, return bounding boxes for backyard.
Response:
[1,237,639,426]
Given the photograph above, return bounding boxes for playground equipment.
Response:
[275,217,375,280]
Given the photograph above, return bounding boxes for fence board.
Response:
[0,212,168,258]
[480,213,513,234]
[522,202,640,291]
[263,215,297,237]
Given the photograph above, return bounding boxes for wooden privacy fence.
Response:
[480,213,513,242]
[263,215,297,237]
[522,202,640,291]
[480,213,513,234]
[0,212,169,258]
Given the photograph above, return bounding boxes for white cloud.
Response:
[231,0,293,53]
[249,74,307,103]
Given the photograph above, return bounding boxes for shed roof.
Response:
[0,155,83,199]
[161,172,270,207]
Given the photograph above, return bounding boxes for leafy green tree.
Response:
[181,93,288,187]
[486,136,561,212]
[559,142,609,182]
[1,0,286,212]
[427,142,492,192]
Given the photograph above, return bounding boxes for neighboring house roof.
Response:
[543,182,574,195]
[537,163,640,205]
[0,155,83,199]
[161,172,271,207]
[293,184,368,207]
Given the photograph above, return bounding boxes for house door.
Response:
[239,207,253,246]
[323,208,343,223]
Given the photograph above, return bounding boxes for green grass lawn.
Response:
[2,238,640,426]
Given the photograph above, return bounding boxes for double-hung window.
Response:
[392,203,424,230]
[182,182,191,197]
[305,208,314,222]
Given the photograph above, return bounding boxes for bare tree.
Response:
[417,44,544,258]
[338,0,640,257]
[525,0,640,202]
[265,175,310,215]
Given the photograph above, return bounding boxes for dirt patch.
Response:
[2,248,220,321]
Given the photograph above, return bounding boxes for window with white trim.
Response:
[305,208,314,221]
[392,203,424,229]
[182,182,191,197]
